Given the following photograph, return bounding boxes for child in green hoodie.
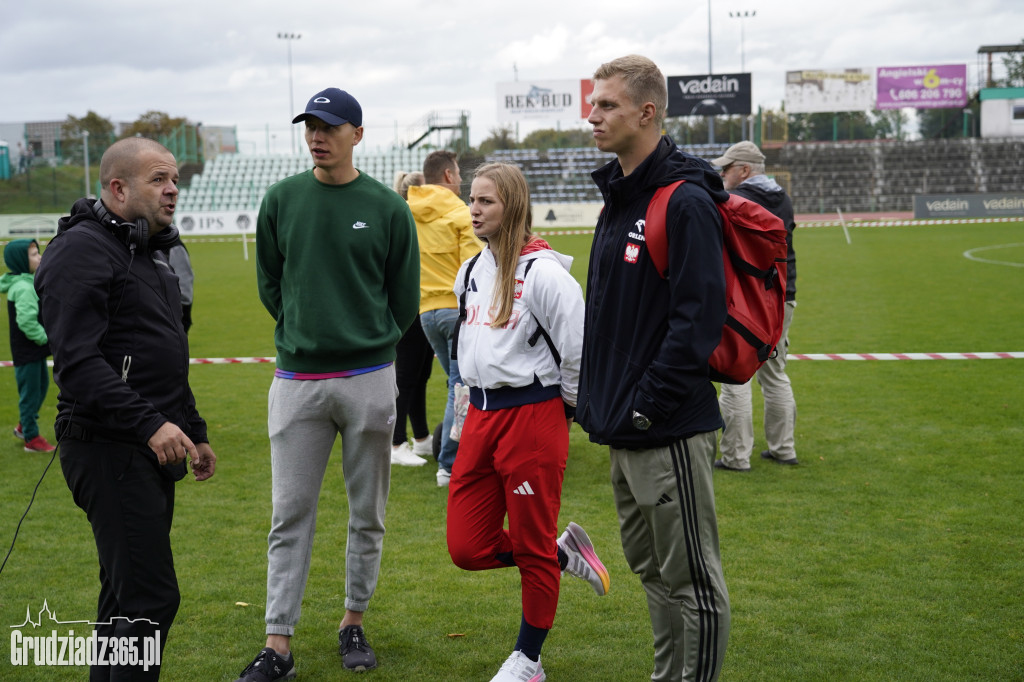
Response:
[1,238,55,452]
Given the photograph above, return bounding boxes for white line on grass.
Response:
[962,243,1024,268]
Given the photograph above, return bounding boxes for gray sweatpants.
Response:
[264,367,397,637]
[611,431,730,682]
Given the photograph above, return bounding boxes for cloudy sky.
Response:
[1,0,1020,153]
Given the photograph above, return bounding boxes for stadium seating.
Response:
[485,144,733,203]
[775,137,1024,214]
[178,139,1022,216]
[177,148,432,212]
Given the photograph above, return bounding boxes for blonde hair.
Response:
[473,162,532,329]
[593,54,667,126]
[393,170,424,199]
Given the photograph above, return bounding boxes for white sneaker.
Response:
[490,650,545,682]
[411,437,433,457]
[558,522,610,596]
[391,442,427,467]
[436,468,451,487]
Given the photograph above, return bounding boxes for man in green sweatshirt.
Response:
[236,87,420,682]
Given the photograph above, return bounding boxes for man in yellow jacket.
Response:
[407,150,484,487]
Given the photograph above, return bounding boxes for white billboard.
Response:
[785,69,876,113]
[496,80,587,123]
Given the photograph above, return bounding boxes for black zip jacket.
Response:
[35,198,207,467]
[6,301,50,365]
[731,181,797,301]
[577,136,728,449]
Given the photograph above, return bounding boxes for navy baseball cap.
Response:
[292,88,362,127]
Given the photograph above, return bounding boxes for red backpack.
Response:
[644,180,788,384]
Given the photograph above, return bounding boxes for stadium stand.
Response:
[177,138,1022,216]
[772,137,1024,214]
[485,144,733,203]
[177,148,432,212]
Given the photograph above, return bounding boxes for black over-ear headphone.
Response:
[92,200,150,251]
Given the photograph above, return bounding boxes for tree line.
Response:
[58,111,198,164]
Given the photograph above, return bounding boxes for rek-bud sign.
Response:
[496,80,592,123]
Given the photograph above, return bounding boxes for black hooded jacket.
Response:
[577,136,728,449]
[34,198,207,464]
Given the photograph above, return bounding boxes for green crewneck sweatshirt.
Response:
[256,169,420,373]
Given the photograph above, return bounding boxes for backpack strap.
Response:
[522,258,561,366]
[450,252,482,361]
[644,180,686,279]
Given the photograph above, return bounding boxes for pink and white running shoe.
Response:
[558,521,610,596]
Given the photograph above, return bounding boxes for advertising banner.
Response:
[913,193,1024,219]
[785,69,875,113]
[877,64,967,109]
[496,80,590,123]
[667,74,752,116]
[174,211,257,235]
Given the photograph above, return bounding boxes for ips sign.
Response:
[667,74,752,117]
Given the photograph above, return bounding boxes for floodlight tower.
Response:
[730,10,756,139]
[729,10,756,73]
[707,0,714,143]
[278,32,302,155]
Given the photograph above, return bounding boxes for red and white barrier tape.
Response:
[789,352,1024,361]
[6,216,1019,248]
[3,352,1023,369]
[532,216,1023,237]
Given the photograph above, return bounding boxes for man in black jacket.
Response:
[35,137,216,681]
[712,141,799,471]
[577,55,730,682]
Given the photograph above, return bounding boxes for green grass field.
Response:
[1,220,1022,681]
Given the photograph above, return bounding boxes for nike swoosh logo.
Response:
[353,221,369,229]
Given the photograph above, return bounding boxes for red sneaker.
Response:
[24,436,56,453]
[13,423,24,440]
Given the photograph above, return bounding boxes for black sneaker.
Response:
[761,450,799,465]
[235,647,296,682]
[338,624,377,672]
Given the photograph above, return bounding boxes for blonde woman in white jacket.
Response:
[446,162,610,682]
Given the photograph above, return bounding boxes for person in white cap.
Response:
[711,140,799,471]
[236,87,420,680]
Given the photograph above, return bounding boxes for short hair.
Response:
[593,55,667,126]
[423,150,458,184]
[99,137,172,188]
[393,170,424,199]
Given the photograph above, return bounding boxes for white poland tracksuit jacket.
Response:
[453,244,584,410]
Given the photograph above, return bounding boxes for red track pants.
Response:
[446,396,568,629]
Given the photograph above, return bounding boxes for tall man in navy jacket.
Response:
[577,55,731,682]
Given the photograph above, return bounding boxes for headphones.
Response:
[92,200,150,251]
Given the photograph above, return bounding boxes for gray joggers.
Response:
[264,367,397,636]
[611,431,730,681]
